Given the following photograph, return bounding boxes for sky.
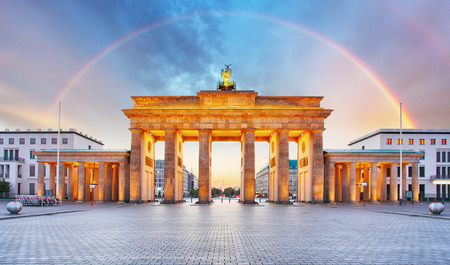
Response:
[1,0,449,188]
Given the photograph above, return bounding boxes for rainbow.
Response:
[48,11,416,128]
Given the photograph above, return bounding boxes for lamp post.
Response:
[357,181,368,206]
[89,183,97,206]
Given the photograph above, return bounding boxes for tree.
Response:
[189,189,198,197]
[0,179,11,193]
[224,187,235,197]
[211,188,222,197]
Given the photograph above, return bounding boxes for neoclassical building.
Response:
[31,67,425,204]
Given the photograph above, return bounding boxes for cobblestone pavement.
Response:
[0,199,449,264]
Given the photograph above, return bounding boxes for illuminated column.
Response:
[130,129,143,203]
[370,163,378,203]
[241,130,256,204]
[98,162,105,203]
[311,130,324,203]
[349,162,356,203]
[106,163,112,201]
[49,162,56,196]
[401,163,407,203]
[112,164,118,201]
[364,167,369,202]
[67,164,75,201]
[412,163,419,202]
[269,130,289,203]
[342,164,348,202]
[335,165,342,202]
[142,133,155,202]
[380,164,387,202]
[118,162,126,202]
[77,162,86,202]
[37,162,45,196]
[327,163,335,203]
[58,163,65,201]
[198,130,212,204]
[390,164,398,201]
[163,130,184,203]
[85,165,92,201]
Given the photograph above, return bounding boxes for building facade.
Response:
[0,128,103,197]
[154,159,198,197]
[255,160,297,197]
[348,129,450,199]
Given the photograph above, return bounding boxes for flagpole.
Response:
[56,102,61,204]
[399,102,403,205]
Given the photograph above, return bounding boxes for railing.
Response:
[0,157,25,162]
[430,175,450,180]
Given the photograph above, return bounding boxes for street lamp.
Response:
[89,182,97,206]
[357,181,367,206]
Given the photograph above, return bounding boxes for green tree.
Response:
[224,187,235,197]
[189,189,198,197]
[0,179,11,193]
[211,188,222,197]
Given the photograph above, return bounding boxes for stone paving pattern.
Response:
[0,199,449,264]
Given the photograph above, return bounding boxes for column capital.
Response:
[129,128,143,133]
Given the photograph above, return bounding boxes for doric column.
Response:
[349,162,356,203]
[327,163,335,203]
[241,130,256,204]
[112,164,118,201]
[401,163,407,203]
[390,164,398,201]
[198,130,212,204]
[311,130,324,203]
[67,164,75,201]
[98,162,105,203]
[49,163,56,196]
[269,130,290,203]
[58,163,65,201]
[412,163,419,202]
[118,162,126,202]
[130,129,143,203]
[363,167,369,202]
[37,162,45,196]
[77,162,86,202]
[335,165,342,202]
[106,163,112,201]
[370,163,378,203]
[380,164,387,202]
[163,130,184,203]
[342,164,348,202]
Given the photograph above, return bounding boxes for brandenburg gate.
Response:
[123,66,333,204]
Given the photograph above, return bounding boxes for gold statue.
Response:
[218,64,236,91]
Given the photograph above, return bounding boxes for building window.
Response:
[419,151,425,160]
[436,167,441,176]
[62,138,68,144]
[408,139,414,145]
[30,165,35,177]
[397,167,400,177]
[408,166,412,178]
[19,138,25,144]
[419,139,425,145]
[88,145,91,150]
[41,138,46,144]
[30,151,35,159]
[431,139,436,145]
[51,138,57,144]
[442,139,447,145]
[437,152,441,162]
[8,138,14,145]
[386,138,392,145]
[0,138,3,144]
[397,139,403,145]
[419,166,425,178]
[443,152,447,163]
[30,138,36,144]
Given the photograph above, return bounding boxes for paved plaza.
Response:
[1,199,449,264]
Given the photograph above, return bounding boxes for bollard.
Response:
[221,197,223,203]
[229,197,231,203]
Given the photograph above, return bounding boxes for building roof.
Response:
[348,128,450,146]
[324,149,421,154]
[35,149,129,153]
[0,128,104,145]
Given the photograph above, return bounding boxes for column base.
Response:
[76,200,84,204]
[350,201,358,205]
[275,200,293,205]
[328,202,336,205]
[195,200,213,205]
[117,201,125,205]
[241,201,258,205]
[161,200,177,204]
[370,201,380,204]
[97,200,104,204]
